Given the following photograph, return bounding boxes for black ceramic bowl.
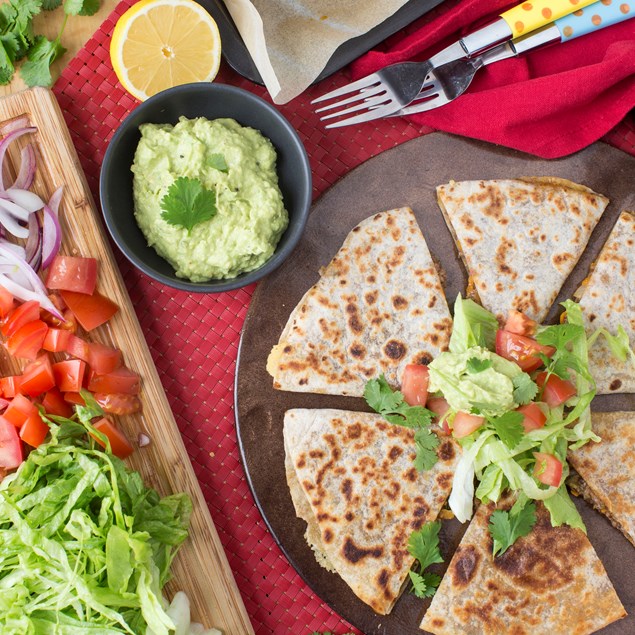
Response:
[100,83,312,292]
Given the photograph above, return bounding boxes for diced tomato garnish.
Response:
[41,387,74,418]
[19,355,56,397]
[1,300,40,338]
[63,392,85,406]
[6,319,48,360]
[59,290,118,331]
[1,394,39,428]
[0,397,9,412]
[0,376,21,399]
[533,452,563,487]
[65,334,90,362]
[42,328,71,353]
[0,286,14,318]
[401,364,429,406]
[19,412,49,448]
[87,342,122,375]
[45,255,98,295]
[87,366,140,395]
[91,417,134,459]
[452,411,485,438]
[504,310,537,337]
[495,329,555,372]
[94,393,141,416]
[0,417,22,468]
[536,372,577,407]
[516,402,547,433]
[52,359,86,393]
[426,396,450,433]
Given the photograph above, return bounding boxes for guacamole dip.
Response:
[131,116,288,281]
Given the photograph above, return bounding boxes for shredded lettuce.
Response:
[449,295,499,353]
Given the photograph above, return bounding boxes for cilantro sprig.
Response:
[535,322,592,384]
[160,176,217,233]
[466,357,492,373]
[488,496,537,557]
[407,521,444,598]
[364,375,438,471]
[487,411,524,449]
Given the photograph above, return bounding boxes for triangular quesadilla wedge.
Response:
[420,496,626,635]
[268,207,453,396]
[568,411,635,547]
[284,408,459,615]
[575,211,634,394]
[436,178,609,322]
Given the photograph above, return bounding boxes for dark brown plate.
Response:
[235,133,635,634]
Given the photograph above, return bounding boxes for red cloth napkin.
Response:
[351,0,635,158]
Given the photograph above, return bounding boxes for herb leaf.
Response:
[488,411,524,449]
[409,570,442,598]
[207,153,228,172]
[413,427,440,472]
[408,521,444,598]
[64,0,100,16]
[160,176,217,233]
[466,357,492,373]
[489,500,537,557]
[512,372,538,405]
[20,35,66,87]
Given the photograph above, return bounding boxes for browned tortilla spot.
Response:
[452,545,481,587]
[383,339,406,360]
[342,537,384,564]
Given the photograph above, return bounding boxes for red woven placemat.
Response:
[52,3,634,634]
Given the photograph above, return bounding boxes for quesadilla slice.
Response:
[420,496,626,635]
[575,211,634,394]
[284,408,459,615]
[568,411,635,547]
[436,178,609,322]
[268,207,453,396]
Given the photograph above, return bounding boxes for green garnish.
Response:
[488,497,537,556]
[487,411,524,449]
[364,374,438,471]
[512,372,538,405]
[207,152,229,172]
[536,322,592,383]
[407,521,444,598]
[160,176,217,233]
[466,357,492,373]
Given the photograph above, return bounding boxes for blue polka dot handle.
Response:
[556,0,634,40]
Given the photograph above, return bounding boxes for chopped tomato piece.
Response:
[533,452,563,487]
[87,366,140,395]
[0,397,9,412]
[65,334,90,362]
[91,417,134,459]
[0,376,21,399]
[0,286,14,318]
[516,402,547,433]
[495,329,555,372]
[63,392,85,406]
[536,372,577,407]
[452,412,485,439]
[1,394,39,428]
[504,310,537,337]
[0,417,22,468]
[401,364,429,406]
[59,290,118,331]
[6,319,48,360]
[1,300,40,338]
[94,393,141,416]
[42,328,71,353]
[41,387,74,418]
[19,412,49,448]
[19,355,56,397]
[45,255,98,295]
[426,396,450,433]
[87,342,122,375]
[52,359,86,393]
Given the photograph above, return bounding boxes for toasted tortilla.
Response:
[284,408,459,615]
[575,211,634,394]
[568,411,635,547]
[420,496,626,635]
[268,207,453,396]
[436,178,609,322]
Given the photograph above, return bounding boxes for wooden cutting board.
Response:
[0,87,254,635]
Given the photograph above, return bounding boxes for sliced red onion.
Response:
[0,240,26,260]
[47,186,63,216]
[0,127,37,191]
[138,432,151,447]
[0,117,31,136]
[41,204,61,270]
[6,188,44,213]
[12,144,36,191]
[0,196,30,222]
[25,213,42,271]
[0,205,28,238]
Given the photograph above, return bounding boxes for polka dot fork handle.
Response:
[500,0,599,37]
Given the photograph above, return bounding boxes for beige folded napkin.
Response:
[222,0,410,103]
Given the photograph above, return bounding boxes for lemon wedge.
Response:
[110,0,222,101]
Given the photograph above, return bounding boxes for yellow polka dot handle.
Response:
[501,0,599,37]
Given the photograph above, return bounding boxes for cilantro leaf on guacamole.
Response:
[160,176,217,233]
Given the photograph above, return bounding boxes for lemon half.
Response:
[110,0,221,101]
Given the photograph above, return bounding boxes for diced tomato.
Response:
[94,393,141,416]
[536,372,577,407]
[63,392,85,406]
[41,387,74,418]
[45,255,98,295]
[0,286,14,318]
[1,300,40,338]
[495,329,555,372]
[6,319,48,360]
[0,417,22,468]
[1,394,39,428]
[65,334,90,362]
[452,412,485,438]
[19,412,49,448]
[91,417,134,459]
[59,290,118,331]
[426,397,450,433]
[0,376,21,399]
[533,452,563,487]
[401,364,429,406]
[42,328,71,353]
[87,366,140,395]
[516,402,547,433]
[504,310,537,337]
[52,359,86,393]
[19,355,56,397]
[0,397,9,412]
[87,342,122,375]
